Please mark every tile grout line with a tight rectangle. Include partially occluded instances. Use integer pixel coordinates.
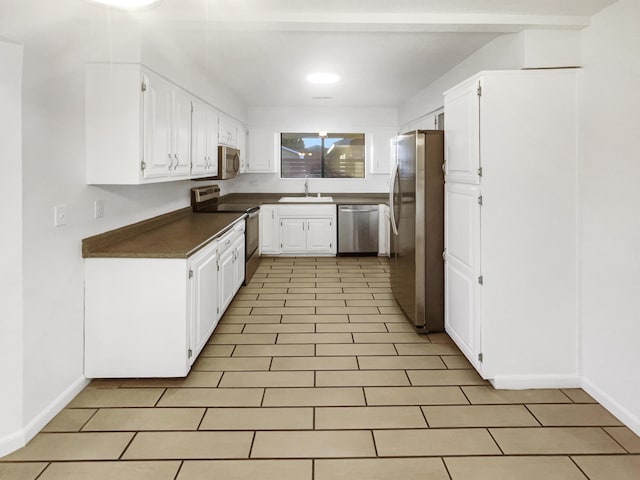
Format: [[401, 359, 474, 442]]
[[117, 431, 138, 460], [599, 426, 632, 454], [485, 428, 505, 455], [440, 457, 455, 480], [33, 462, 52, 480], [195, 407, 208, 431], [523, 403, 544, 427], [77, 407, 101, 432], [172, 460, 184, 480]]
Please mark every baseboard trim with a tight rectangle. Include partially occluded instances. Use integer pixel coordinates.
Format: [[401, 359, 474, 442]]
[[490, 374, 581, 390], [582, 377, 640, 437], [0, 375, 88, 458], [0, 429, 26, 459]]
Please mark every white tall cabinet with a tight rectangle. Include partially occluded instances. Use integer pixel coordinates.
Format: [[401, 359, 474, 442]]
[[444, 70, 579, 388]]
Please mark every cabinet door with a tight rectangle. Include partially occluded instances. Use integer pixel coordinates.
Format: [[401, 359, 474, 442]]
[[368, 128, 397, 175], [416, 114, 437, 131], [247, 129, 277, 173], [232, 235, 245, 291], [190, 244, 219, 363], [143, 74, 172, 179], [218, 114, 237, 147], [218, 246, 236, 315], [237, 124, 247, 173], [206, 108, 219, 175], [306, 218, 334, 254], [260, 205, 279, 254], [191, 101, 208, 176], [444, 80, 480, 184], [280, 218, 306, 254], [172, 90, 192, 177], [444, 183, 482, 372]]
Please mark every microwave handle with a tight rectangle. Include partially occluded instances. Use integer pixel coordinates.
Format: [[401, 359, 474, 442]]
[[233, 152, 240, 174]]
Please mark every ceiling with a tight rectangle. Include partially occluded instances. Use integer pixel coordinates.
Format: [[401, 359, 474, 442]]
[[1, 0, 618, 108]]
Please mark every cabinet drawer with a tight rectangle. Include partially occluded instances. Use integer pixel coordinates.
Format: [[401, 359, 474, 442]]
[[278, 204, 336, 217]]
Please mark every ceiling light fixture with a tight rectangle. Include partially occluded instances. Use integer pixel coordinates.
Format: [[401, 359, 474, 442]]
[[306, 72, 340, 85], [88, 0, 161, 10]]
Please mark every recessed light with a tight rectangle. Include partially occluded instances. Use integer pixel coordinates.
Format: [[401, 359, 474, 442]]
[[306, 72, 340, 84], [88, 0, 161, 10]]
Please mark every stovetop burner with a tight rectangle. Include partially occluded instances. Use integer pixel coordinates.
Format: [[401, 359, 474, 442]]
[[196, 203, 260, 213], [191, 185, 259, 214]]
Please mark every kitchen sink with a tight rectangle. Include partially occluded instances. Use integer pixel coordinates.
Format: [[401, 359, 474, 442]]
[[279, 196, 334, 203]]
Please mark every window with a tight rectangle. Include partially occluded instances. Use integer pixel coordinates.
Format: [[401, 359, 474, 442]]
[[280, 132, 365, 178]]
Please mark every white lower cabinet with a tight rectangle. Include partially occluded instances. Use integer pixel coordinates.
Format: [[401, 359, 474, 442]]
[[259, 205, 279, 254], [218, 241, 236, 315], [189, 241, 220, 364], [306, 218, 334, 254], [277, 205, 336, 256], [84, 221, 246, 378], [444, 183, 481, 372], [280, 218, 307, 254], [218, 223, 246, 314]]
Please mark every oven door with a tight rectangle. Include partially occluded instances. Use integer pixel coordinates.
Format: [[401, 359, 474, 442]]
[[245, 209, 259, 258]]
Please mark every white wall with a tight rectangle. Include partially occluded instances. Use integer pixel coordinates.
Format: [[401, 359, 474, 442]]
[[0, 40, 24, 456], [399, 30, 581, 127], [231, 106, 398, 194], [399, 33, 524, 125], [1, 2, 248, 454], [578, 0, 640, 435]]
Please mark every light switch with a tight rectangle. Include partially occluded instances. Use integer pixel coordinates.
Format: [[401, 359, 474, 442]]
[[54, 205, 67, 227], [94, 200, 105, 219]]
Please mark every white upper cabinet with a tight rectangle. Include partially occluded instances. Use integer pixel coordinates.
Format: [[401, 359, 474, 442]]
[[444, 80, 481, 184], [218, 113, 238, 147], [142, 73, 191, 180], [368, 127, 398, 175], [171, 89, 193, 178], [247, 128, 279, 173], [192, 101, 219, 177], [141, 73, 173, 180], [237, 123, 248, 173], [85, 63, 246, 185]]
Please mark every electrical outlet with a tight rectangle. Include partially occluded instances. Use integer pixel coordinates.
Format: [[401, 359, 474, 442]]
[[94, 200, 105, 219], [54, 205, 67, 227]]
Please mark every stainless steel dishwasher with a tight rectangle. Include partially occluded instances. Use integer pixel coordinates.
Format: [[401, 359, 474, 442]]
[[338, 205, 379, 254]]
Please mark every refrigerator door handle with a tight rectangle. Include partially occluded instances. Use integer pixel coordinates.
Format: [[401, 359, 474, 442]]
[[389, 163, 400, 236]]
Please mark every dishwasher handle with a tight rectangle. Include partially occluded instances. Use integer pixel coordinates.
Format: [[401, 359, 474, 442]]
[[339, 207, 378, 214]]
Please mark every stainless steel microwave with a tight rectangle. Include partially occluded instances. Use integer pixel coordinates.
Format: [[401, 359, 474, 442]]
[[217, 146, 240, 180]]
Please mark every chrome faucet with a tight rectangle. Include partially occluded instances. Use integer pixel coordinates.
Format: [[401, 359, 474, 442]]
[[304, 175, 309, 197]]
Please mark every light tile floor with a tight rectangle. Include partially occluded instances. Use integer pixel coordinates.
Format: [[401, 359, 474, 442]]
[[2, 257, 639, 479]]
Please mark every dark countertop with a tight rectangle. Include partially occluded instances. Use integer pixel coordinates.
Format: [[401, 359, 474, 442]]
[[83, 209, 245, 259], [219, 193, 389, 206], [82, 192, 387, 260]]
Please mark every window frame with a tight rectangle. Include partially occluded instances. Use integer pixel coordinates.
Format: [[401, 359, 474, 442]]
[[278, 132, 367, 180]]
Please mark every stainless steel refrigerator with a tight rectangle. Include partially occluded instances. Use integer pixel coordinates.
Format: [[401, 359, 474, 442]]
[[389, 130, 444, 331]]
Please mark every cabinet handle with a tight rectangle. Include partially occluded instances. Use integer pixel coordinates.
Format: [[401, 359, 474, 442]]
[[168, 153, 173, 170], [173, 154, 179, 170]]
